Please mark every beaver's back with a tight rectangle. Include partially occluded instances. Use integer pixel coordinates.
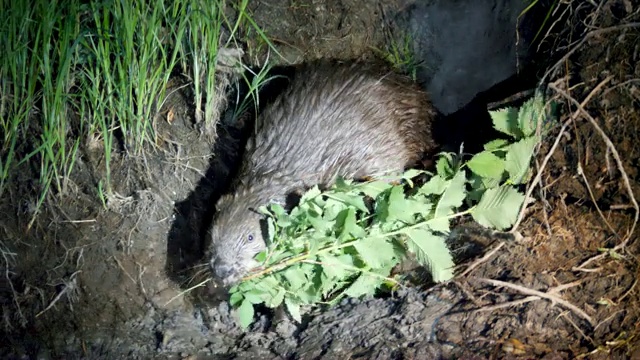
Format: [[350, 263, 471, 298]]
[[237, 60, 438, 192]]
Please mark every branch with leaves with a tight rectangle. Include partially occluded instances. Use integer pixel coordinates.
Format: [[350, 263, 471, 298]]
[[229, 89, 557, 329]]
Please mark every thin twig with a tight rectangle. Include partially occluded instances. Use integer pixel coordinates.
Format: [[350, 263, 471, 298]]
[[112, 256, 137, 285], [458, 241, 506, 278], [537, 166, 553, 236], [473, 280, 584, 314], [36, 270, 82, 318], [475, 277, 594, 326], [577, 163, 620, 239], [601, 78, 640, 97], [164, 278, 211, 306], [474, 295, 541, 313], [593, 309, 626, 333], [617, 278, 638, 303], [453, 281, 483, 307], [1, 246, 25, 326], [558, 311, 595, 345]]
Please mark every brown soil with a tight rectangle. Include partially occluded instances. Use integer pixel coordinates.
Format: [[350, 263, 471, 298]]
[[2, 1, 640, 359]]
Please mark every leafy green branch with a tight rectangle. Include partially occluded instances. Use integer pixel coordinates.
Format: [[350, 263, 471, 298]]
[[229, 89, 557, 329]]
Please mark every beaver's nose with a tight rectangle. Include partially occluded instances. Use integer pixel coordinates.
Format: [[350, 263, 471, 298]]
[[213, 262, 235, 282]]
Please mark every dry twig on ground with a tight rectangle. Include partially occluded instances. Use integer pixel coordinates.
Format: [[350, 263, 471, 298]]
[[474, 277, 594, 326], [458, 241, 506, 278]]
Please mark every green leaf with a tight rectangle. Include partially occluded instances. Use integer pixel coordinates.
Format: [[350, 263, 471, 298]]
[[255, 250, 267, 263], [483, 138, 509, 151], [434, 170, 466, 219], [400, 168, 427, 186], [308, 210, 331, 233], [330, 192, 369, 213], [285, 297, 302, 323], [265, 217, 276, 245], [353, 237, 396, 268], [359, 180, 393, 198], [229, 292, 243, 307], [264, 287, 286, 308], [402, 168, 427, 180], [300, 185, 322, 203], [467, 151, 505, 179], [270, 203, 287, 218], [470, 172, 501, 190], [343, 273, 382, 298], [272, 250, 299, 265], [254, 275, 281, 292], [419, 174, 449, 196], [490, 107, 521, 138], [238, 299, 255, 329], [505, 136, 538, 184], [472, 186, 526, 230], [307, 237, 321, 257], [297, 283, 323, 304], [243, 289, 264, 304], [257, 205, 271, 216], [386, 186, 418, 223], [517, 92, 544, 137], [282, 265, 307, 290], [336, 208, 366, 240], [436, 154, 456, 178], [320, 254, 354, 279], [320, 278, 340, 298], [318, 208, 338, 226], [324, 197, 350, 221], [426, 216, 451, 234], [405, 228, 454, 282], [334, 177, 355, 191], [467, 174, 500, 203]]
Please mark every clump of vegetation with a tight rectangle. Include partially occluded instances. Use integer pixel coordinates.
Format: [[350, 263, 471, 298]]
[[1, 1, 83, 220], [0, 0, 272, 223], [229, 90, 557, 329], [374, 30, 420, 81]]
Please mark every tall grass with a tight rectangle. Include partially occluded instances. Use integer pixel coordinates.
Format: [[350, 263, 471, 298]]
[[0, 0, 276, 223], [84, 0, 188, 156], [185, 0, 227, 137], [37, 0, 83, 211], [376, 31, 420, 81], [82, 0, 189, 198], [0, 1, 40, 197], [185, 0, 278, 137], [519, 0, 560, 47], [1, 0, 82, 221]]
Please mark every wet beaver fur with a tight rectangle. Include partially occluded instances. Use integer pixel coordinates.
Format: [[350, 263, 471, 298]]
[[208, 60, 439, 286]]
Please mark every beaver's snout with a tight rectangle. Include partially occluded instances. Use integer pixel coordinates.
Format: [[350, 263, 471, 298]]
[[212, 261, 242, 286]]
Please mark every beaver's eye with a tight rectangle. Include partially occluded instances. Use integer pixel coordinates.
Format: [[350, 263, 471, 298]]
[[247, 234, 254, 242]]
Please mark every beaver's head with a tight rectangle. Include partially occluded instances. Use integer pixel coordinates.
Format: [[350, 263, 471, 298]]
[[208, 191, 269, 286]]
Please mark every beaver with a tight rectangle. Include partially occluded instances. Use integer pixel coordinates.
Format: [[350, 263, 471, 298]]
[[208, 60, 439, 286]]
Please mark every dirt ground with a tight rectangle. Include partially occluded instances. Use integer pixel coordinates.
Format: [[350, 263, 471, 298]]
[[2, 0, 640, 359]]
